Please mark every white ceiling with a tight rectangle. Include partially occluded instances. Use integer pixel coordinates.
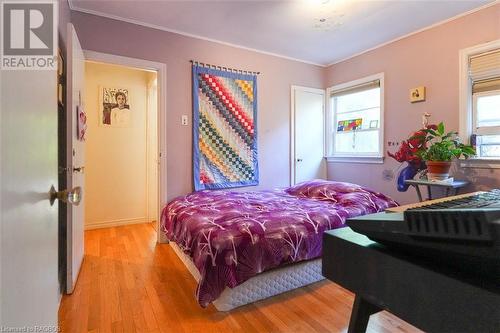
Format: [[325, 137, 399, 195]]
[[69, 0, 495, 66]]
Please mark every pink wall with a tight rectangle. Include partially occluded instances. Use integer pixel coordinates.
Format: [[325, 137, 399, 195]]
[[71, 12, 324, 201], [325, 4, 500, 204]]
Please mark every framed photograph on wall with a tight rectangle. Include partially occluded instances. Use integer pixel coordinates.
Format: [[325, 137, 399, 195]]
[[99, 86, 131, 127]]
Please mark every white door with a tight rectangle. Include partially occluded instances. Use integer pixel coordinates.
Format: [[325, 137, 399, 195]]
[[292, 86, 326, 184], [0, 52, 59, 325], [66, 23, 85, 294]]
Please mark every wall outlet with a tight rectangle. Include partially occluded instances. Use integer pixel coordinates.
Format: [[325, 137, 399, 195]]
[[382, 169, 395, 181], [410, 86, 426, 103], [181, 115, 188, 126]]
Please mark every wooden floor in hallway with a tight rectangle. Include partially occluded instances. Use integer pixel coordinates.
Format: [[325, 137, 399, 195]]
[[58, 222, 421, 333]]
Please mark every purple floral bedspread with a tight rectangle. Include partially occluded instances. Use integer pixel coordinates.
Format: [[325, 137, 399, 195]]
[[161, 180, 397, 307]]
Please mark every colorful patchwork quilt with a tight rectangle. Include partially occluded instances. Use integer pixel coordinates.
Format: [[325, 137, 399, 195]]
[[192, 65, 258, 190]]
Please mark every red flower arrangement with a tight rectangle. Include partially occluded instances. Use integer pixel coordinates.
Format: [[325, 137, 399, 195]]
[[388, 124, 438, 166], [388, 124, 438, 192]]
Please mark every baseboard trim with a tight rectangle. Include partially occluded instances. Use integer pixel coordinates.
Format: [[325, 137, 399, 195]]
[[85, 217, 152, 230]]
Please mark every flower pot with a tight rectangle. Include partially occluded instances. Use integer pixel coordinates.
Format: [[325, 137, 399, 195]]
[[426, 161, 452, 180]]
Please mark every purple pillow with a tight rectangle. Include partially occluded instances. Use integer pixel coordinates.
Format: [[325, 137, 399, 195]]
[[285, 179, 361, 199], [285, 179, 398, 208]]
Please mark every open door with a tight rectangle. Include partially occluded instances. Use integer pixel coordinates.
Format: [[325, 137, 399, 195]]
[[1, 43, 60, 328], [291, 86, 326, 185], [66, 23, 86, 294]]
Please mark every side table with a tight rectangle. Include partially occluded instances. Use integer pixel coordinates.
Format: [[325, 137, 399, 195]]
[[404, 179, 469, 202]]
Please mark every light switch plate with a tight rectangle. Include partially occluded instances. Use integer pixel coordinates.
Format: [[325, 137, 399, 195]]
[[181, 115, 188, 126], [410, 86, 426, 103]]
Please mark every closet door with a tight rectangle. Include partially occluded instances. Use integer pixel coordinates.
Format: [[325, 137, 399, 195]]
[[291, 86, 326, 185]]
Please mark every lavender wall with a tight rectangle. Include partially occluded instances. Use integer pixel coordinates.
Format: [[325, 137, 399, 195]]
[[71, 12, 324, 201], [325, 4, 500, 204], [70, 4, 499, 205]]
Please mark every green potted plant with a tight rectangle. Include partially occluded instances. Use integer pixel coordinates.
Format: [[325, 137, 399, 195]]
[[413, 122, 475, 180]]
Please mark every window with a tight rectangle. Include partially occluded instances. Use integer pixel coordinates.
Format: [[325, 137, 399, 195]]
[[468, 48, 500, 159], [326, 73, 384, 161]]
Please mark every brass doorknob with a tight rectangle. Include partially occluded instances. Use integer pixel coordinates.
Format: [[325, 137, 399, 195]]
[[49, 185, 82, 206]]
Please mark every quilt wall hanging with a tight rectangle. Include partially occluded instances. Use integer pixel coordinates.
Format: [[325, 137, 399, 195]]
[[192, 62, 259, 190]]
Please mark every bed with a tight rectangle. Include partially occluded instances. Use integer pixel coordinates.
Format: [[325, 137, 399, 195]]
[[161, 180, 398, 310]]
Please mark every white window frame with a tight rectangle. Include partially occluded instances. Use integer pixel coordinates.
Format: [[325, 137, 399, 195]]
[[326, 72, 384, 163], [459, 39, 500, 168], [473, 89, 500, 136]]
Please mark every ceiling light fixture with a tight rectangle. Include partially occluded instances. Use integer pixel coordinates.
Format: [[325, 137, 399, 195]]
[[314, 16, 344, 32]]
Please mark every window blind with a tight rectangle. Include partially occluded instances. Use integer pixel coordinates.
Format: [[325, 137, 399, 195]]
[[331, 80, 380, 97], [473, 78, 500, 94], [469, 49, 500, 89]]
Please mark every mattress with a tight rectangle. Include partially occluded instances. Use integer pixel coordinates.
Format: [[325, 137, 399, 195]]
[[170, 242, 324, 311]]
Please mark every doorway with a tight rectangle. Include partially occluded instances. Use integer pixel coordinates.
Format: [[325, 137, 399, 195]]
[[83, 61, 159, 232], [82, 51, 167, 245], [60, 28, 168, 297], [290, 86, 326, 185]]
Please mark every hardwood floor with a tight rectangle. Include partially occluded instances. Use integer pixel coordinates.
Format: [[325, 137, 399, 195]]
[[59, 223, 421, 333]]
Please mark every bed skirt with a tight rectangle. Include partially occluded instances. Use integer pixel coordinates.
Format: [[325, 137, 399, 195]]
[[170, 242, 324, 311]]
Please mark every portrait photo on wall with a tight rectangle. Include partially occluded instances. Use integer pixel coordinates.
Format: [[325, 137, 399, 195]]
[[100, 87, 131, 127]]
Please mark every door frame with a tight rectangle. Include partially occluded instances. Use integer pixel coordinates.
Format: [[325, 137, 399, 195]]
[[83, 50, 168, 243], [290, 85, 326, 186]]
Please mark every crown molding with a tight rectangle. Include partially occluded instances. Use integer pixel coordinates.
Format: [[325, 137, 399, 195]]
[[68, 0, 326, 67]]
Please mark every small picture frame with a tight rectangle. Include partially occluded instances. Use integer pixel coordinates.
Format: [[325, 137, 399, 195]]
[[99, 86, 131, 127], [77, 105, 87, 141], [369, 120, 379, 129]]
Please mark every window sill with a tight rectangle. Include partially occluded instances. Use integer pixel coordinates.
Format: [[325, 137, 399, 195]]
[[459, 158, 500, 169], [326, 156, 384, 164]]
